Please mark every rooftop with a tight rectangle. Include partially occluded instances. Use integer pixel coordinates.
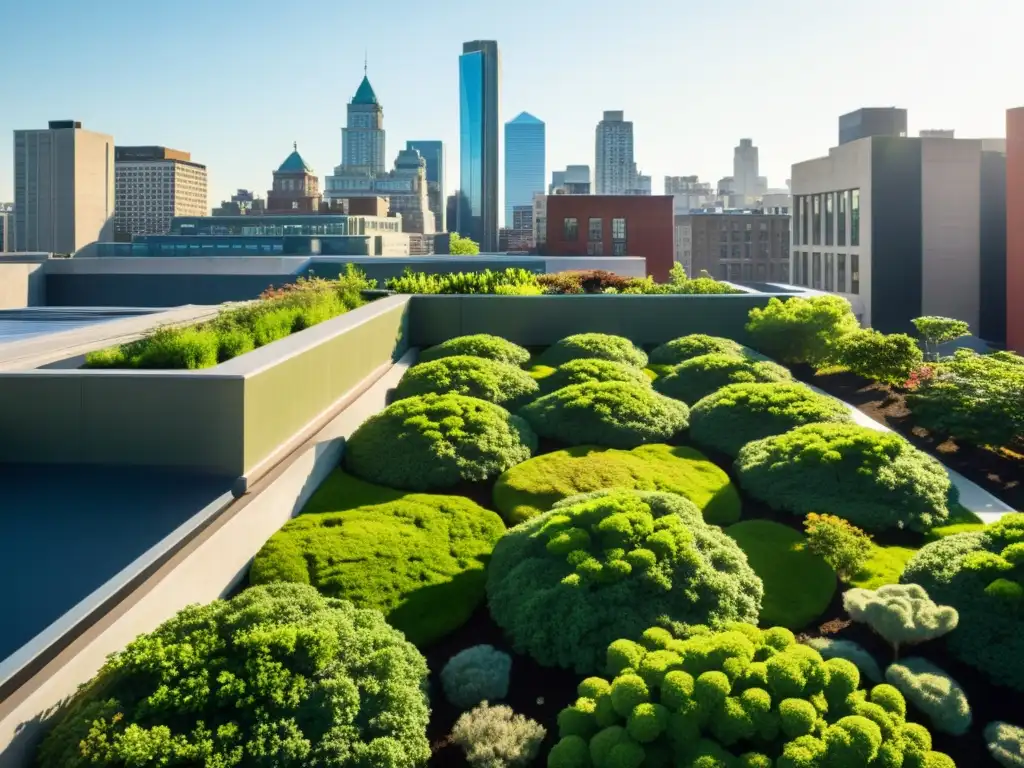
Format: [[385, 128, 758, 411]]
[[351, 75, 379, 106], [276, 144, 313, 174]]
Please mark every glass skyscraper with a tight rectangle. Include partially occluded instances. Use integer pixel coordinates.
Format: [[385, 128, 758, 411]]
[[458, 40, 500, 252], [504, 112, 545, 228]]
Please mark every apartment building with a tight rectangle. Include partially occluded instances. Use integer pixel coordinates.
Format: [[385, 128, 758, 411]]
[[114, 146, 207, 238], [675, 211, 790, 282]]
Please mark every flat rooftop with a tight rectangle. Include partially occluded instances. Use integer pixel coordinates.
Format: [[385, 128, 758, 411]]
[[0, 308, 155, 345]]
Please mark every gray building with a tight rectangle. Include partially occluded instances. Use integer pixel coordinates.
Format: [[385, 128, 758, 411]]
[[595, 111, 637, 195], [675, 210, 790, 283], [504, 112, 545, 226], [458, 40, 500, 252], [0, 203, 12, 252], [342, 71, 386, 174], [733, 139, 767, 206], [115, 146, 207, 238], [550, 165, 590, 195], [838, 107, 908, 146], [212, 189, 266, 217], [406, 140, 445, 232]]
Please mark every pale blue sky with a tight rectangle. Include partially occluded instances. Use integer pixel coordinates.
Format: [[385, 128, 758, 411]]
[[0, 0, 1019, 207]]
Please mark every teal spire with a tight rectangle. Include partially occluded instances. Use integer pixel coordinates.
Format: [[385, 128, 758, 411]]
[[277, 142, 313, 173], [352, 75, 379, 106]]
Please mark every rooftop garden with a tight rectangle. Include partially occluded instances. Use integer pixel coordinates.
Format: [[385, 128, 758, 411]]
[[35, 292, 1024, 768]]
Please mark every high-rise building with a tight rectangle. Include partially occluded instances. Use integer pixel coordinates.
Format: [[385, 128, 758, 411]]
[[504, 112, 545, 227], [595, 111, 637, 195], [0, 203, 12, 252], [342, 68, 385, 174], [13, 120, 114, 253], [838, 107, 907, 146], [458, 40, 500, 252], [733, 139, 761, 205], [267, 144, 322, 213], [665, 176, 713, 213], [406, 140, 445, 231], [114, 146, 207, 238]]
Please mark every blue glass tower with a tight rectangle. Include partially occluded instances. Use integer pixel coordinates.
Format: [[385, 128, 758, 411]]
[[458, 40, 500, 252], [504, 112, 545, 227], [406, 140, 445, 231]]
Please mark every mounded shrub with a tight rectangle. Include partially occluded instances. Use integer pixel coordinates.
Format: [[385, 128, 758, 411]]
[[649, 334, 748, 366], [745, 294, 860, 367], [735, 423, 954, 533], [803, 513, 875, 582], [901, 513, 1024, 690], [689, 382, 853, 456], [885, 657, 972, 736], [843, 584, 959, 657], [486, 490, 763, 673], [345, 393, 537, 490], [492, 444, 741, 526], [538, 358, 652, 394], [654, 353, 793, 405], [419, 334, 531, 367], [802, 637, 883, 683], [393, 355, 539, 408], [442, 645, 513, 710], [451, 703, 546, 768], [986, 721, 1024, 767], [519, 381, 689, 449], [35, 583, 430, 768], [538, 333, 648, 369]]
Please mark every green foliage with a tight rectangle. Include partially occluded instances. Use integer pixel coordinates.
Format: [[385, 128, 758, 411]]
[[848, 546, 918, 590], [843, 584, 958, 657], [901, 513, 1024, 690], [912, 316, 970, 362], [442, 645, 513, 710], [387, 267, 539, 294], [519, 381, 690, 449], [649, 334, 748, 366], [451, 703, 546, 768], [487, 490, 763, 674], [539, 358, 652, 394], [745, 295, 860, 367], [450, 232, 482, 255], [344, 393, 536, 490], [839, 329, 924, 386], [654, 354, 793, 405], [35, 583, 429, 768], [802, 638, 883, 683], [420, 333, 531, 366], [492, 443, 741, 525], [539, 333, 649, 368], [690, 383, 852, 457], [249, 489, 504, 646], [394, 355, 539, 407], [735, 423, 954, 533], [614, 264, 742, 295], [986, 721, 1024, 767], [885, 657, 972, 736], [803, 513, 874, 582], [536, 269, 633, 294], [726, 520, 837, 630]]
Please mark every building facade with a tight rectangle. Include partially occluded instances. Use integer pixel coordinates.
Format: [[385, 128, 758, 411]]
[[267, 145, 322, 213], [499, 203, 534, 252], [0, 203, 12, 252], [342, 73, 385, 174], [550, 165, 590, 195], [458, 40, 500, 252], [732, 139, 767, 206], [13, 120, 114, 253], [675, 211, 790, 283], [212, 189, 266, 217], [1007, 107, 1024, 352], [114, 146, 207, 238], [665, 176, 713, 213], [595, 111, 637, 195], [406, 140, 445, 232], [325, 148, 434, 234], [504, 112, 545, 227], [838, 107, 907, 146]]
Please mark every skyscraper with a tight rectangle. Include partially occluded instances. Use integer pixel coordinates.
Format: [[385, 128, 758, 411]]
[[342, 67, 385, 174], [504, 112, 545, 226], [595, 111, 637, 195], [458, 40, 500, 252], [733, 139, 760, 205], [407, 140, 445, 231]]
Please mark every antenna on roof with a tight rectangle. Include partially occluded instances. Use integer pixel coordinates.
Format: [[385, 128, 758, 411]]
[[293, 141, 297, 152], [364, 50, 368, 76]]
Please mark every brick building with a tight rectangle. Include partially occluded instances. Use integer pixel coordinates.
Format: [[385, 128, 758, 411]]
[[675, 211, 790, 282]]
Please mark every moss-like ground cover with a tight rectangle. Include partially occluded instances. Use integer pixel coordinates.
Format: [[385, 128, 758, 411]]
[[848, 545, 918, 590]]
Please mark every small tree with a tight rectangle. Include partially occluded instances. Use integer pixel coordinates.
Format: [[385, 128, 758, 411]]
[[450, 232, 482, 255], [745, 295, 860, 368], [843, 583, 959, 659], [839, 329, 924, 386], [912, 316, 970, 362], [803, 513, 874, 581]]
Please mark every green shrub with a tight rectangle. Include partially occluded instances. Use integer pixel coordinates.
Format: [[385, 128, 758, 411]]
[[549, 624, 952, 768], [726, 520, 836, 630], [539, 358, 652, 394], [35, 583, 429, 768], [654, 354, 793, 405], [386, 267, 538, 294], [803, 513, 875, 582], [901, 513, 1024, 690], [986, 721, 1024, 767], [885, 657, 972, 736], [538, 333, 648, 368], [487, 490, 763, 673], [802, 637, 883, 683], [492, 444, 741, 526], [419, 334, 531, 366], [689, 382, 852, 456], [519, 381, 689, 449], [735, 423, 954, 533], [840, 329, 924, 386], [746, 294, 860, 367], [442, 645, 513, 709], [537, 269, 632, 294], [344, 393, 536, 490], [912, 316, 970, 362], [451, 703, 546, 768], [649, 334, 748, 366], [216, 327, 256, 361], [394, 355, 539, 407], [848, 545, 918, 590], [843, 584, 958, 657]]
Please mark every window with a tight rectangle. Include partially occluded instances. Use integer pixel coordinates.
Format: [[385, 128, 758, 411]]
[[719, 226, 728, 242], [587, 242, 604, 256], [851, 189, 860, 246], [731, 244, 741, 258], [812, 195, 821, 245], [801, 252, 809, 287], [612, 217, 626, 240], [824, 253, 834, 291], [588, 217, 602, 241], [744, 243, 752, 259], [613, 242, 627, 256], [719, 245, 728, 260], [851, 253, 860, 294], [838, 192, 847, 246], [812, 252, 821, 289], [837, 253, 846, 292], [563, 217, 578, 240], [825, 193, 834, 246], [742, 263, 752, 280], [793, 196, 802, 245]]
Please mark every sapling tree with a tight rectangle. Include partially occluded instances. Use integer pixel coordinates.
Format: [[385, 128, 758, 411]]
[[803, 513, 874, 582], [912, 316, 970, 362], [843, 583, 959, 659]]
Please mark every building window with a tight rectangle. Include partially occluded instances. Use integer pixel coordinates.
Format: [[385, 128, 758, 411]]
[[742, 263, 752, 280], [731, 244, 741, 258], [801, 197, 810, 246], [851, 253, 860, 294], [613, 242, 627, 256], [812, 252, 821, 289], [587, 242, 604, 256], [838, 192, 847, 246], [793, 196, 802, 245], [837, 253, 846, 292], [744, 243, 752, 260], [719, 245, 728, 260], [719, 226, 728, 242], [812, 195, 821, 245], [563, 217, 578, 241], [588, 217, 602, 241], [851, 189, 860, 246], [825, 193, 834, 246], [612, 217, 626, 240], [824, 253, 834, 291], [801, 252, 809, 287]]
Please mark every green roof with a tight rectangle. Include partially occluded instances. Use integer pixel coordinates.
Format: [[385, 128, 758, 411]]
[[352, 75, 379, 106], [277, 146, 312, 174]]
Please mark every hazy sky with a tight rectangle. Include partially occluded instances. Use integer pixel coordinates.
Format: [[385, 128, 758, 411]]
[[0, 0, 1020, 209]]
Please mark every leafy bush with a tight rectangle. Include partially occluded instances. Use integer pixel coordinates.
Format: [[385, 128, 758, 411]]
[[419, 333, 531, 366], [344, 393, 536, 490], [901, 513, 1024, 690], [249, 491, 503, 646], [615, 263, 742, 295], [803, 513, 874, 582], [843, 584, 958, 658], [486, 490, 763, 673], [394, 355, 539, 408], [519, 381, 689, 449], [649, 334, 748, 366], [912, 316, 970, 362], [986, 721, 1024, 767], [537, 269, 632, 294], [450, 232, 482, 255], [386, 267, 538, 294], [735, 423, 954, 533], [492, 443, 741, 526], [802, 637, 883, 683], [654, 353, 793, 405], [538, 358, 651, 394], [451, 703, 546, 768], [538, 333, 648, 368], [442, 645, 513, 709], [885, 657, 972, 736], [550, 623, 952, 768], [35, 583, 429, 768], [689, 382, 852, 456], [746, 294, 860, 367], [839, 329, 924, 386]]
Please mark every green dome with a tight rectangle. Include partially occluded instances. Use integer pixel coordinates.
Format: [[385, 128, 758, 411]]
[[277, 145, 312, 174]]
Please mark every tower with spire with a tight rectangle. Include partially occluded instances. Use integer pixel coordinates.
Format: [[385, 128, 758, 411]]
[[267, 142, 322, 213], [341, 61, 385, 175]]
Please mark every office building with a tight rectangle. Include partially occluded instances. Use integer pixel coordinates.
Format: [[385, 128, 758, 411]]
[[550, 165, 590, 195], [533, 192, 547, 248], [0, 203, 12, 252], [114, 146, 207, 238], [838, 107, 907, 145], [504, 112, 545, 226], [632, 174, 652, 196], [458, 40, 500, 252], [759, 191, 792, 215], [920, 129, 956, 139], [499, 203, 535, 252], [595, 111, 637, 195], [665, 176, 713, 213], [13, 120, 114, 253], [326, 148, 434, 234], [675, 211, 790, 283], [267, 144, 322, 213], [406, 140, 445, 232], [1007, 108, 1024, 352], [212, 189, 266, 217], [733, 139, 766, 205], [342, 69, 385, 174]]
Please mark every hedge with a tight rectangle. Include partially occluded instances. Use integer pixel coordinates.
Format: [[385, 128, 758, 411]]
[[538, 333, 648, 368], [537, 358, 652, 394], [393, 355, 539, 408], [419, 334, 531, 367], [653, 353, 793, 405], [649, 334, 748, 366]]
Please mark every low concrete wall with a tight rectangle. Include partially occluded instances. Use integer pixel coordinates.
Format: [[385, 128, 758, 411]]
[[0, 260, 46, 308]]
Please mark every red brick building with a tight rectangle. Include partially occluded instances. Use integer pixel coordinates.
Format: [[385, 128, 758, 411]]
[[1008, 107, 1024, 351], [543, 195, 675, 280]]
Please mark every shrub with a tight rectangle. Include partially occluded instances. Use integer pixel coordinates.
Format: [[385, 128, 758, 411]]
[[487, 490, 763, 673], [746, 294, 860, 367], [419, 333, 531, 366], [538, 358, 651, 394], [839, 329, 924, 386], [848, 545, 918, 590], [654, 354, 793, 405], [537, 269, 632, 294], [88, 325, 220, 369], [519, 381, 689, 449], [649, 334, 748, 366], [538, 333, 648, 368], [35, 583, 429, 768], [451, 703, 546, 768], [549, 624, 952, 768], [986, 722, 1024, 767], [901, 513, 1024, 690], [386, 267, 538, 294], [802, 637, 883, 683], [442, 645, 513, 709], [492, 443, 741, 526], [689, 382, 852, 457], [843, 584, 958, 657], [344, 393, 536, 490], [803, 513, 874, 582], [912, 316, 970, 362], [394, 355, 539, 408], [735, 423, 954, 533], [450, 232, 482, 255], [216, 326, 256, 361], [885, 657, 972, 736]]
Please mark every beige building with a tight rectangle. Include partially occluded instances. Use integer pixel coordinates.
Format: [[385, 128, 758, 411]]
[[0, 204, 12, 252], [114, 146, 207, 238], [325, 149, 435, 234], [13, 120, 114, 254]]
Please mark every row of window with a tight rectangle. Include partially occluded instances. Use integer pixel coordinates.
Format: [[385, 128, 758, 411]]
[[792, 251, 860, 294], [716, 243, 788, 259], [793, 190, 860, 247], [562, 216, 627, 242], [719, 261, 790, 282]]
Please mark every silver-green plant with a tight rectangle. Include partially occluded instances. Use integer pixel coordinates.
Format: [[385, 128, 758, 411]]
[[441, 645, 513, 710], [986, 722, 1024, 767], [450, 702, 546, 768], [802, 636, 883, 683], [886, 657, 972, 736], [843, 583, 958, 658]]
